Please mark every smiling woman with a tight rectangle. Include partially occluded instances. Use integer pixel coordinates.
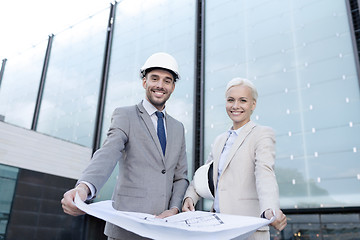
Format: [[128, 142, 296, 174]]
[[225, 78, 257, 130], [183, 78, 287, 239]]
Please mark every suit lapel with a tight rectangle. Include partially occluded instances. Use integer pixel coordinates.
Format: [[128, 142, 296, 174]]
[[164, 113, 173, 160], [221, 121, 257, 173], [213, 133, 229, 183], [137, 102, 165, 162]]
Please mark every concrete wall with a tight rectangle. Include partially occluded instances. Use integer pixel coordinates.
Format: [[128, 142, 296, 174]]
[[0, 121, 92, 180]]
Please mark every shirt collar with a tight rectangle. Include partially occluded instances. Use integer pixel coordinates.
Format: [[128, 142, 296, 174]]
[[228, 122, 249, 136], [142, 98, 166, 116]]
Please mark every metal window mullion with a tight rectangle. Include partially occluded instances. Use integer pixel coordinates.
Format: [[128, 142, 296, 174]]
[[31, 34, 54, 130], [92, 2, 117, 154], [192, 0, 205, 210], [0, 58, 7, 87], [346, 0, 360, 88]]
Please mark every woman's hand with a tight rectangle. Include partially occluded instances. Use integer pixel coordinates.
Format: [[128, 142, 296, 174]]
[[182, 197, 195, 212], [265, 209, 287, 231]]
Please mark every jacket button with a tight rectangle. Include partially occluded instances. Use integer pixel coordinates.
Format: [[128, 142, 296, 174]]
[[161, 169, 166, 174]]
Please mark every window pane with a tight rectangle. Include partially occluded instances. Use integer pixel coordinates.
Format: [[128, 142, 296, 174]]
[[95, 0, 196, 201], [36, 8, 110, 147], [205, 0, 360, 208], [0, 41, 48, 129], [0, 164, 18, 239]]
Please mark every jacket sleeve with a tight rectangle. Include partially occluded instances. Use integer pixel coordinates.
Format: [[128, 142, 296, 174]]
[[77, 107, 129, 196], [254, 126, 280, 213], [183, 141, 216, 207]]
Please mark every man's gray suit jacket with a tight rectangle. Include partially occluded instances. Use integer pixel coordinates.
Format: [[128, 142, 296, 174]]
[[78, 102, 189, 239]]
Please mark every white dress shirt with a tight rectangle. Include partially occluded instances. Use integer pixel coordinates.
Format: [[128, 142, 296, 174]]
[[142, 98, 167, 136], [213, 124, 246, 212]]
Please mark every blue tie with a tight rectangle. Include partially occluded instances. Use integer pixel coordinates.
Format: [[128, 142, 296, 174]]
[[155, 111, 166, 155]]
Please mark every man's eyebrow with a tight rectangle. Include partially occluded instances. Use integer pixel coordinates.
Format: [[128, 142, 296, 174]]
[[149, 73, 159, 78]]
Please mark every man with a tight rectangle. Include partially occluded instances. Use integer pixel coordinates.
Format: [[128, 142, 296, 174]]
[[61, 52, 189, 240]]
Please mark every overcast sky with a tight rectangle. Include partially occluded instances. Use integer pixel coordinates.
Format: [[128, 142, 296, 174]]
[[0, 0, 111, 60]]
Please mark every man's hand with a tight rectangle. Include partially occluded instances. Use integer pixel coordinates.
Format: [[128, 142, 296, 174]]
[[61, 183, 89, 216], [156, 207, 178, 219], [182, 197, 195, 212], [265, 209, 287, 231]]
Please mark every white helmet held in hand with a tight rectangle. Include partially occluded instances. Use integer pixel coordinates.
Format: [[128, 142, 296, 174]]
[[193, 161, 215, 200], [140, 52, 180, 80]]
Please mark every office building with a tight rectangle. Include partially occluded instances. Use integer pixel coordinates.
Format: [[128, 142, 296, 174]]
[[0, 0, 359, 239]]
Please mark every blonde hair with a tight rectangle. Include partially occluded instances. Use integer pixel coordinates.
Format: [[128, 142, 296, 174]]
[[225, 77, 258, 101]]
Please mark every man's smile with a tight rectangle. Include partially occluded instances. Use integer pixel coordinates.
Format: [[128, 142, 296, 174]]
[[152, 89, 166, 97]]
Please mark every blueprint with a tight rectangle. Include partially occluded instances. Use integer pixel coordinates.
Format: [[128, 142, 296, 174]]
[[74, 193, 274, 240]]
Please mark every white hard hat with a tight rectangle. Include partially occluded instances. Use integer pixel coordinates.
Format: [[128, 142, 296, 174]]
[[193, 161, 215, 200], [140, 52, 180, 80]]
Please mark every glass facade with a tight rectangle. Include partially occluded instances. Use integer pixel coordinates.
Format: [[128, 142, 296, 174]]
[[0, 40, 48, 129], [35, 7, 110, 147], [205, 0, 360, 209], [0, 1, 359, 238], [0, 164, 18, 239], [95, 0, 196, 201]]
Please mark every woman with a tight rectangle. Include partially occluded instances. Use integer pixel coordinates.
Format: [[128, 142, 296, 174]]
[[182, 77, 287, 239]]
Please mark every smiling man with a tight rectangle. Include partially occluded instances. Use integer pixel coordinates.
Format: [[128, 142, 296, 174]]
[[61, 52, 189, 240], [143, 68, 175, 110]]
